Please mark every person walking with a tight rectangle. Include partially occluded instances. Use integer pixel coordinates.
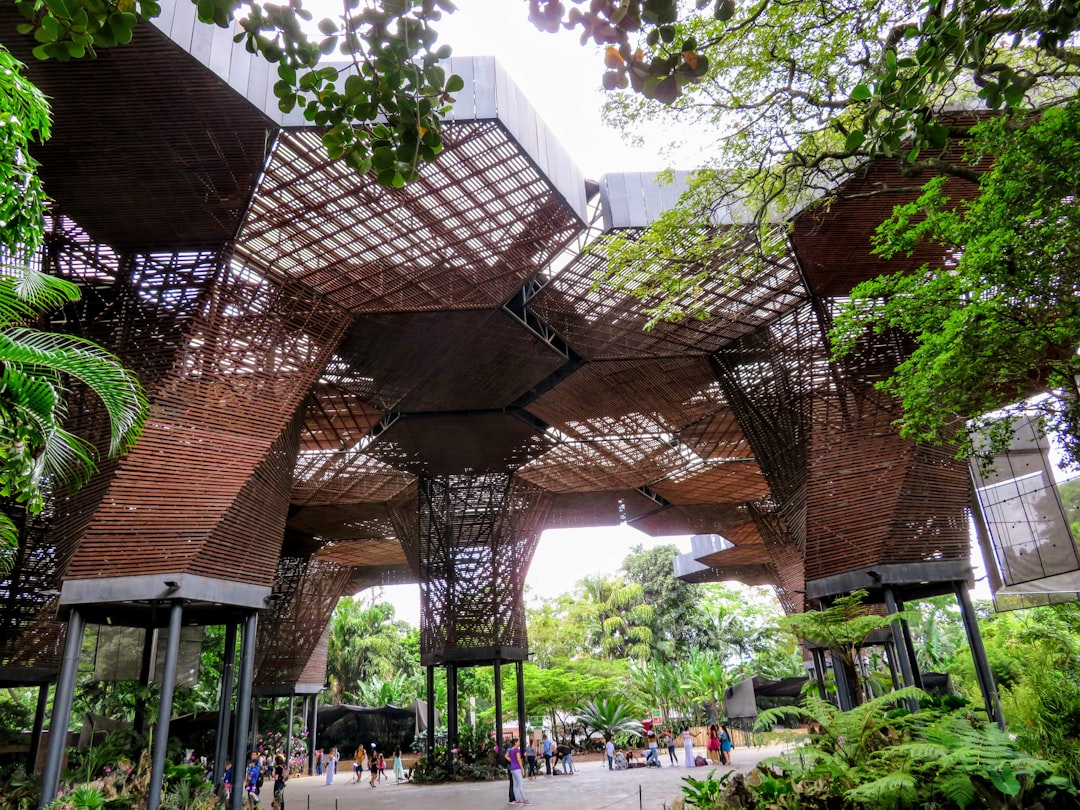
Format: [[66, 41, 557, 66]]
[[706, 725, 720, 764], [605, 737, 615, 771], [665, 730, 678, 765], [244, 752, 261, 810], [368, 744, 379, 787], [378, 751, 387, 782], [542, 733, 553, 776], [682, 728, 695, 768], [508, 737, 528, 806], [324, 748, 337, 785]]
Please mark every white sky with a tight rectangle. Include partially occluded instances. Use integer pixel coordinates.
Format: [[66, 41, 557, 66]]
[[430, 0, 686, 177]]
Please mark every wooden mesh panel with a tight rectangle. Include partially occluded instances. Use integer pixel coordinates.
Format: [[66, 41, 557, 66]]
[[532, 226, 805, 360], [334, 310, 565, 413], [517, 437, 687, 491], [235, 125, 583, 313], [402, 475, 551, 658], [527, 357, 725, 436], [255, 556, 353, 690], [651, 460, 769, 504], [293, 451, 415, 507], [64, 251, 350, 584]]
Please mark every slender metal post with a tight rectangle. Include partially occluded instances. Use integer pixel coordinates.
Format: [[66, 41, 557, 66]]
[[214, 622, 238, 793], [515, 660, 526, 747], [250, 696, 260, 752], [883, 585, 919, 712], [133, 625, 156, 736], [895, 596, 924, 689], [883, 641, 901, 691], [831, 650, 855, 711], [27, 682, 50, 773], [286, 695, 295, 767], [309, 692, 319, 776], [954, 581, 1005, 729], [425, 666, 435, 753], [147, 601, 184, 810], [446, 663, 458, 770], [493, 660, 504, 750], [40, 607, 85, 807], [230, 611, 258, 810], [810, 648, 828, 700]]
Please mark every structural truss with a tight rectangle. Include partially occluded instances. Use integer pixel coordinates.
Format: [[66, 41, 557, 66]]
[[0, 0, 990, 690]]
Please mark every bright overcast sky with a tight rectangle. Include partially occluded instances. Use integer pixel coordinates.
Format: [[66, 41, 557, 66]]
[[429, 0, 690, 178]]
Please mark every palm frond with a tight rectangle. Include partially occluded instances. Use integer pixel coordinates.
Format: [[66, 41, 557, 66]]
[[0, 327, 147, 455]]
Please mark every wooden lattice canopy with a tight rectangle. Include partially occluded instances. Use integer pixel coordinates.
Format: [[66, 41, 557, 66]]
[[0, 0, 977, 689]]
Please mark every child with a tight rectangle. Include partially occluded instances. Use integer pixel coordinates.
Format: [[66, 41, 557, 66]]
[[377, 751, 386, 782]]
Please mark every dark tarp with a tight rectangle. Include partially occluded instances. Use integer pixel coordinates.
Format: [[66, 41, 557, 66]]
[[318, 701, 431, 754]]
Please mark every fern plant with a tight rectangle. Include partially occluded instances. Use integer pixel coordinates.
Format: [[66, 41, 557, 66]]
[[714, 694, 1080, 810]]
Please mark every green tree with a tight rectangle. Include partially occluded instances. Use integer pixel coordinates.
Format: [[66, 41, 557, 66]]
[[12, 0, 459, 188], [780, 590, 915, 706], [326, 593, 416, 704], [580, 575, 655, 660], [621, 543, 699, 659], [833, 103, 1080, 468], [574, 696, 643, 744]]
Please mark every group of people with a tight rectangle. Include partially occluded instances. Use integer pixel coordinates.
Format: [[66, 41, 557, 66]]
[[599, 725, 734, 771], [221, 751, 288, 810], [705, 724, 734, 766], [314, 745, 406, 786], [503, 732, 575, 806], [523, 731, 574, 778]]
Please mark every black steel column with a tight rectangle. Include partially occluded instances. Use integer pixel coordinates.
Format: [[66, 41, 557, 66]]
[[831, 650, 855, 711], [883, 585, 918, 711], [446, 663, 458, 770], [214, 622, 238, 793], [147, 601, 184, 810], [307, 695, 317, 776], [133, 625, 156, 736], [230, 611, 258, 810], [883, 641, 901, 691], [26, 682, 50, 773], [895, 597, 925, 689], [286, 695, 295, 768], [515, 660, 526, 747], [493, 660, 504, 751], [40, 607, 85, 807], [954, 581, 1005, 729], [810, 648, 828, 700], [425, 666, 436, 753]]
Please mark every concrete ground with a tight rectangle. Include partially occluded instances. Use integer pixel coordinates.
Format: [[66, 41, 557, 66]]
[[278, 745, 795, 810]]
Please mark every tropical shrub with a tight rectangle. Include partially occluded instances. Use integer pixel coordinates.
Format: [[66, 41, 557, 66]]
[[678, 689, 1079, 809]]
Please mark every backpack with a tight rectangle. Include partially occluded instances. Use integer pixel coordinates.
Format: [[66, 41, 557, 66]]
[[255, 768, 264, 788]]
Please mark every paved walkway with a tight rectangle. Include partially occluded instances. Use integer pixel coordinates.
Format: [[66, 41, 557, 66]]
[[279, 745, 794, 810]]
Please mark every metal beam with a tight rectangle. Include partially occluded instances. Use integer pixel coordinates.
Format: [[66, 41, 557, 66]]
[[147, 601, 184, 810], [40, 607, 84, 807]]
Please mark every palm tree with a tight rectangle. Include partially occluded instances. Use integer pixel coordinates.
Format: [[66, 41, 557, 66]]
[[575, 697, 643, 744], [326, 595, 416, 703], [1, 48, 147, 572], [580, 575, 654, 660]]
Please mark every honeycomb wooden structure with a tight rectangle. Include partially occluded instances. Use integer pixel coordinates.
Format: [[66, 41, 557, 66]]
[[0, 1, 986, 700]]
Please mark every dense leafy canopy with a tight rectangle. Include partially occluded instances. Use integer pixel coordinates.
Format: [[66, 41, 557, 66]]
[[833, 102, 1080, 466]]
